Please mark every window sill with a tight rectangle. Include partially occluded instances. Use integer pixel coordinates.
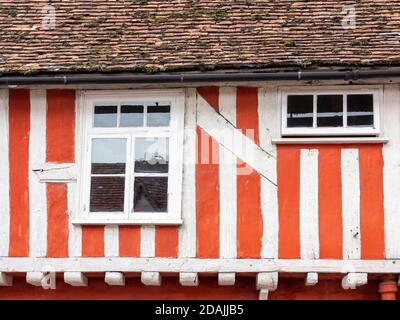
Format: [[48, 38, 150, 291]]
[[71, 219, 183, 226], [271, 137, 389, 145]]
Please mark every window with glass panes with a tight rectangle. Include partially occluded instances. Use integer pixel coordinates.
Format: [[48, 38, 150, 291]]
[[78, 91, 184, 224], [281, 87, 381, 136]]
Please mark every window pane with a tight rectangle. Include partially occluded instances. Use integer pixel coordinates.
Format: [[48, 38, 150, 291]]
[[94, 105, 117, 127], [287, 95, 313, 127], [91, 138, 126, 174], [317, 95, 343, 127], [347, 95, 374, 127], [147, 104, 170, 127], [135, 137, 169, 173], [90, 176, 125, 212], [120, 104, 144, 127], [134, 177, 168, 212]]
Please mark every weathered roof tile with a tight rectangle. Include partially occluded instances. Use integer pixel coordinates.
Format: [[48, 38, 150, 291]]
[[0, 1, 400, 75]]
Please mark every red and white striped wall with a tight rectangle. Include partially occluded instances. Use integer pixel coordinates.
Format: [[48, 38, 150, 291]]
[[0, 85, 397, 268]]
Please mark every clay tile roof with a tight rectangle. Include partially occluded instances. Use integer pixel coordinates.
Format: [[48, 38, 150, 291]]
[[1, 0, 400, 75]]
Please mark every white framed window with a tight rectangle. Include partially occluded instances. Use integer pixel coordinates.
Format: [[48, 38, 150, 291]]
[[76, 90, 184, 225], [280, 86, 382, 136]]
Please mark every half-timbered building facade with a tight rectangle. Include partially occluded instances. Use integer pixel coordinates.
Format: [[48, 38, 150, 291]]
[[1, 1, 400, 300]]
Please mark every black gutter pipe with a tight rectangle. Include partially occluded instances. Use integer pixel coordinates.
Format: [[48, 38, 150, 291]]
[[1, 69, 400, 85]]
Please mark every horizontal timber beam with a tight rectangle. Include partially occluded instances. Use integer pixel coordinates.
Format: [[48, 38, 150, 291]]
[[0, 258, 399, 274]]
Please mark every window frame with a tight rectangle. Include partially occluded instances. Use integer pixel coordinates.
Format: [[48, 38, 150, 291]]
[[280, 86, 382, 137], [76, 90, 185, 225]]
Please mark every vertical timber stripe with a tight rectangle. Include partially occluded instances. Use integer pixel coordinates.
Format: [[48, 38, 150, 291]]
[[383, 84, 400, 259], [155, 227, 178, 257], [46, 183, 69, 257], [318, 146, 342, 259], [299, 149, 319, 259], [219, 87, 237, 259], [278, 145, 300, 259], [29, 89, 47, 257], [67, 183, 81, 257], [119, 226, 141, 257], [46, 90, 75, 163], [236, 87, 262, 258], [341, 149, 361, 260], [82, 226, 104, 257], [47, 89, 76, 258], [104, 226, 119, 257], [178, 88, 197, 258], [140, 226, 155, 257], [0, 90, 9, 257], [359, 145, 385, 259], [259, 85, 279, 259], [196, 87, 220, 258], [9, 89, 30, 257]]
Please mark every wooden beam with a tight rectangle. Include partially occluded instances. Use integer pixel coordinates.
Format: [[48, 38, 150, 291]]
[[218, 272, 235, 286], [342, 273, 368, 289], [1, 258, 400, 274], [31, 163, 77, 183], [180, 272, 199, 286], [197, 94, 276, 185], [141, 272, 161, 286], [0, 272, 12, 286], [256, 272, 278, 291], [256, 272, 278, 300], [305, 272, 319, 286], [105, 272, 125, 286], [259, 289, 269, 300], [26, 272, 44, 286], [64, 272, 88, 287]]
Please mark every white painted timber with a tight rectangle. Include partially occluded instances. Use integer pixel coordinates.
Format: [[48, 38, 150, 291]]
[[305, 272, 319, 286], [64, 272, 88, 286], [0, 89, 9, 257], [197, 93, 276, 185], [341, 149, 361, 260], [218, 272, 236, 286], [300, 149, 319, 260], [104, 225, 119, 257], [29, 90, 47, 257], [258, 86, 279, 258], [26, 272, 45, 286], [68, 91, 81, 257], [32, 163, 78, 183], [256, 272, 278, 291], [1, 258, 400, 273], [342, 273, 368, 290], [105, 272, 125, 286], [383, 84, 400, 259], [219, 87, 237, 259], [259, 289, 269, 300], [178, 88, 197, 258], [141, 272, 161, 286], [67, 183, 82, 257], [140, 226, 155, 257], [0, 272, 12, 286], [180, 272, 199, 286], [272, 137, 389, 145]]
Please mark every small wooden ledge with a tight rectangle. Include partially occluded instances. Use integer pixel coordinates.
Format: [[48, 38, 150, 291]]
[[64, 272, 88, 287], [342, 273, 368, 290], [141, 272, 161, 286], [105, 272, 125, 286], [272, 137, 389, 145], [0, 273, 12, 286], [179, 272, 199, 286], [218, 273, 236, 286], [26, 272, 44, 286], [305, 273, 319, 286]]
